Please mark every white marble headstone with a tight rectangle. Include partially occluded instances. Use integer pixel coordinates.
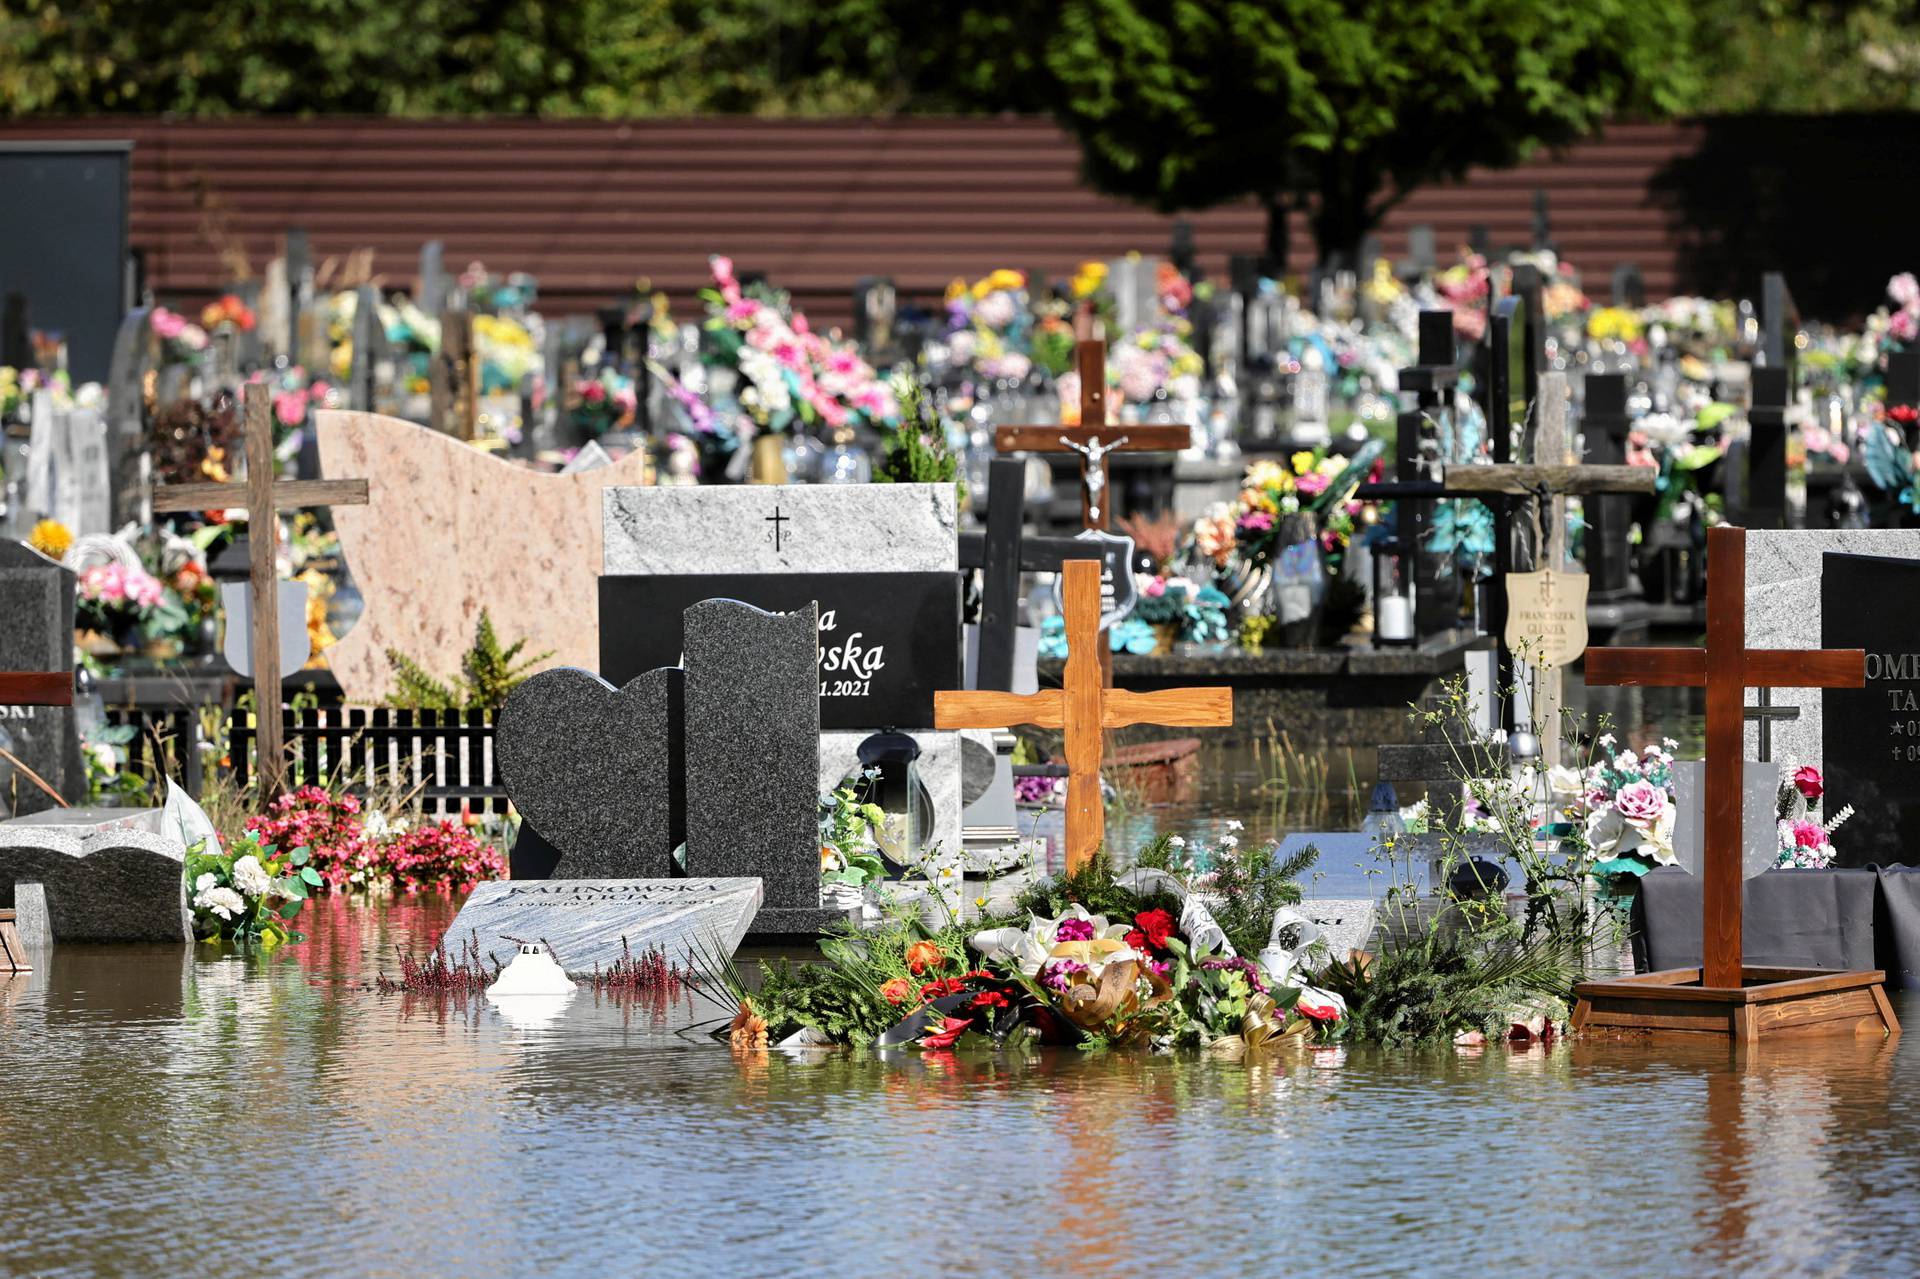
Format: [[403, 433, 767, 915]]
[[1669, 760, 1781, 878], [440, 878, 763, 976], [1744, 530, 1920, 769]]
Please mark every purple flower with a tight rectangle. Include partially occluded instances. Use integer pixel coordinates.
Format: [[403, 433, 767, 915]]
[[1201, 956, 1269, 996], [1039, 959, 1087, 993], [1055, 918, 1096, 942]]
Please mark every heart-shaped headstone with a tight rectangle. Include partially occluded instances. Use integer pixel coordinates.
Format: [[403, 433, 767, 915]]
[[495, 666, 683, 878]]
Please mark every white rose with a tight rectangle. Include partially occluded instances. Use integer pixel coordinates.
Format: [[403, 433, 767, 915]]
[[1547, 765, 1584, 798], [231, 855, 272, 898], [194, 873, 218, 894], [192, 885, 246, 921]]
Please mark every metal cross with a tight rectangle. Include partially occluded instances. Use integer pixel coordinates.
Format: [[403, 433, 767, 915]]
[[765, 505, 789, 553], [1059, 433, 1129, 525], [1743, 687, 1799, 763]]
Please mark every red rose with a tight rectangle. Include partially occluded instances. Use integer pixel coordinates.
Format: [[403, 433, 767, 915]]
[[919, 977, 966, 1001], [1133, 908, 1176, 950], [1793, 766, 1823, 803], [880, 977, 913, 1004], [969, 990, 1010, 1011], [1124, 929, 1146, 950], [919, 1016, 973, 1049], [1892, 404, 1920, 427]]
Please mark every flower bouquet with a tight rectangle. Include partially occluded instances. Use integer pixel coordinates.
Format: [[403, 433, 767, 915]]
[[1574, 736, 1679, 880], [185, 829, 320, 947], [1773, 765, 1852, 869], [1132, 575, 1232, 650]]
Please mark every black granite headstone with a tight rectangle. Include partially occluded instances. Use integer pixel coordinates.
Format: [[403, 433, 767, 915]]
[[682, 599, 824, 932], [495, 666, 684, 879], [1822, 550, 1920, 866], [0, 540, 82, 816], [600, 573, 959, 730]]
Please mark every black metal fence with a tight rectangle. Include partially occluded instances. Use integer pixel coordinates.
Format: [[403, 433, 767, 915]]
[[223, 707, 509, 815]]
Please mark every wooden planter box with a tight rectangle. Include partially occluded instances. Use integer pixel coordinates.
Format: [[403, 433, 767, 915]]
[[1573, 966, 1899, 1042]]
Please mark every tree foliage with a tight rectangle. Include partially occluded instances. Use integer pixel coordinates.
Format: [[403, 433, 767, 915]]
[[383, 609, 550, 711]]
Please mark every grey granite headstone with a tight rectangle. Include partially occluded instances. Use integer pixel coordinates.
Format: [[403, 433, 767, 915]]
[[1669, 760, 1782, 879], [1744, 529, 1920, 768], [683, 599, 836, 934], [1293, 897, 1378, 962], [0, 540, 82, 817], [104, 306, 152, 529], [495, 666, 683, 879], [0, 827, 189, 942], [602, 483, 958, 574], [0, 806, 164, 838], [438, 877, 763, 976]]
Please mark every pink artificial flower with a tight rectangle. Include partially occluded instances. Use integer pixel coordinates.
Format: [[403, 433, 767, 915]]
[[151, 308, 187, 340], [1893, 310, 1918, 343], [1792, 820, 1825, 849], [824, 350, 863, 377], [1615, 779, 1668, 826], [1143, 577, 1167, 598], [274, 390, 307, 427], [581, 380, 606, 404], [1891, 272, 1920, 309], [1296, 472, 1330, 498], [725, 299, 760, 324], [613, 386, 637, 416], [1793, 766, 1823, 803]]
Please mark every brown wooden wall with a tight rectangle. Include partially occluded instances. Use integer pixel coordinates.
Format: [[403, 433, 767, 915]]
[[0, 114, 1907, 328]]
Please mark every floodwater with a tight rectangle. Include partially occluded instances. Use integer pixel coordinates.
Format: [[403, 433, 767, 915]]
[[2, 891, 1912, 1279]]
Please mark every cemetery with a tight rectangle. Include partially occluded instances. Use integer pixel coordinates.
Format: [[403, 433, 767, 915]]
[[10, 13, 1920, 1275]]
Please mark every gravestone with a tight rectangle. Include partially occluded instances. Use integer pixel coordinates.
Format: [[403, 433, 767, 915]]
[[496, 667, 684, 879], [1744, 530, 1920, 788], [603, 483, 967, 869], [683, 600, 831, 934], [438, 878, 762, 976], [0, 541, 82, 817], [1821, 551, 1920, 865], [0, 826, 190, 943], [104, 306, 152, 529]]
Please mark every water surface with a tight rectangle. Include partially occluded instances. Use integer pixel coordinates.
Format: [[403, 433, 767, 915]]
[[1, 892, 1910, 1279]]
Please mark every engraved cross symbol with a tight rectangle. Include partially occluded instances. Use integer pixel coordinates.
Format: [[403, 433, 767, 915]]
[[765, 505, 789, 552]]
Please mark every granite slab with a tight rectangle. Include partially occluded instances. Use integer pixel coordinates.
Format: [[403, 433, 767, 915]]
[[1743, 529, 1920, 769], [315, 409, 656, 702], [495, 666, 683, 879], [0, 806, 165, 837], [0, 539, 82, 816], [602, 483, 958, 575], [0, 827, 189, 942], [439, 878, 764, 975]]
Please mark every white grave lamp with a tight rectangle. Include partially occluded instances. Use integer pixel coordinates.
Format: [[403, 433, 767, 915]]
[[1372, 543, 1415, 648], [856, 728, 930, 871], [487, 940, 576, 997]]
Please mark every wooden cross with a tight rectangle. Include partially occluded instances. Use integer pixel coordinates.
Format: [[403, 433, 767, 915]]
[[994, 339, 1188, 530], [933, 558, 1232, 872], [1585, 525, 1864, 989], [151, 383, 368, 798], [1480, 373, 1658, 767]]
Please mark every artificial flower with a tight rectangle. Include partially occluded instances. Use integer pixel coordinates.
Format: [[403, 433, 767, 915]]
[[1793, 766, 1824, 803], [880, 977, 912, 1004], [905, 940, 946, 975]]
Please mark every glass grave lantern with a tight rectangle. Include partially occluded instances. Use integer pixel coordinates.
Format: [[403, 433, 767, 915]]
[[855, 728, 932, 872], [1371, 544, 1416, 648]]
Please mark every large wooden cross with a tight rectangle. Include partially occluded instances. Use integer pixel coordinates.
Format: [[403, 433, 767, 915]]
[[151, 383, 368, 797], [1466, 373, 1658, 767], [0, 669, 73, 810], [933, 558, 1232, 872], [994, 339, 1188, 530], [1585, 525, 1863, 989]]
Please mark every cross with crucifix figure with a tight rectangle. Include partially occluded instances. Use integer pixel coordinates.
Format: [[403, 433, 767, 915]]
[[994, 339, 1188, 530], [934, 558, 1231, 872], [1573, 524, 1897, 1041], [151, 383, 368, 798]]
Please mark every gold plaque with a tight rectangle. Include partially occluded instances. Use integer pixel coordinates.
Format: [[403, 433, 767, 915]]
[[1504, 569, 1589, 667]]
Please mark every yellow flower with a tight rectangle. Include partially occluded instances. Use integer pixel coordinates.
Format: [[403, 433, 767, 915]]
[[945, 278, 968, 304], [1070, 260, 1110, 299], [1587, 307, 1643, 343], [986, 268, 1025, 293], [27, 519, 72, 560], [1291, 451, 1318, 475]]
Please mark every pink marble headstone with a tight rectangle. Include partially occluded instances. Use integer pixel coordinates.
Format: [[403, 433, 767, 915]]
[[315, 410, 653, 703]]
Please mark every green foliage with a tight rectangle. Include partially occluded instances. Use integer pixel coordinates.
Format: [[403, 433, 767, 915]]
[[183, 829, 315, 948], [1008, 845, 1176, 923], [384, 609, 551, 711], [1207, 836, 1314, 959], [874, 376, 961, 490]]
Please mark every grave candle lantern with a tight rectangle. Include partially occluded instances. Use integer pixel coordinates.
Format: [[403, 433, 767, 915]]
[[1372, 547, 1415, 647], [856, 728, 929, 870]]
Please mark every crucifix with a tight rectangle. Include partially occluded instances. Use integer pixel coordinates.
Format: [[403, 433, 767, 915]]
[[933, 558, 1232, 872], [0, 669, 73, 811], [993, 338, 1188, 531], [151, 383, 368, 798], [765, 505, 789, 553], [1573, 525, 1897, 1039]]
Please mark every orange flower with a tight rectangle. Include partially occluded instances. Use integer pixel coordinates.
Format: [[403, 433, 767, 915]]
[[905, 940, 945, 975], [880, 977, 913, 1004]]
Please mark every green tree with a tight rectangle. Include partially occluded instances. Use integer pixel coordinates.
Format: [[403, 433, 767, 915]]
[[924, 0, 1696, 270]]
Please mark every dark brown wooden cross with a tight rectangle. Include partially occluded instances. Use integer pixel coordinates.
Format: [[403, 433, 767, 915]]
[[0, 669, 73, 811], [1585, 524, 1864, 989], [934, 558, 1232, 872], [151, 383, 369, 798], [994, 339, 1189, 530]]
